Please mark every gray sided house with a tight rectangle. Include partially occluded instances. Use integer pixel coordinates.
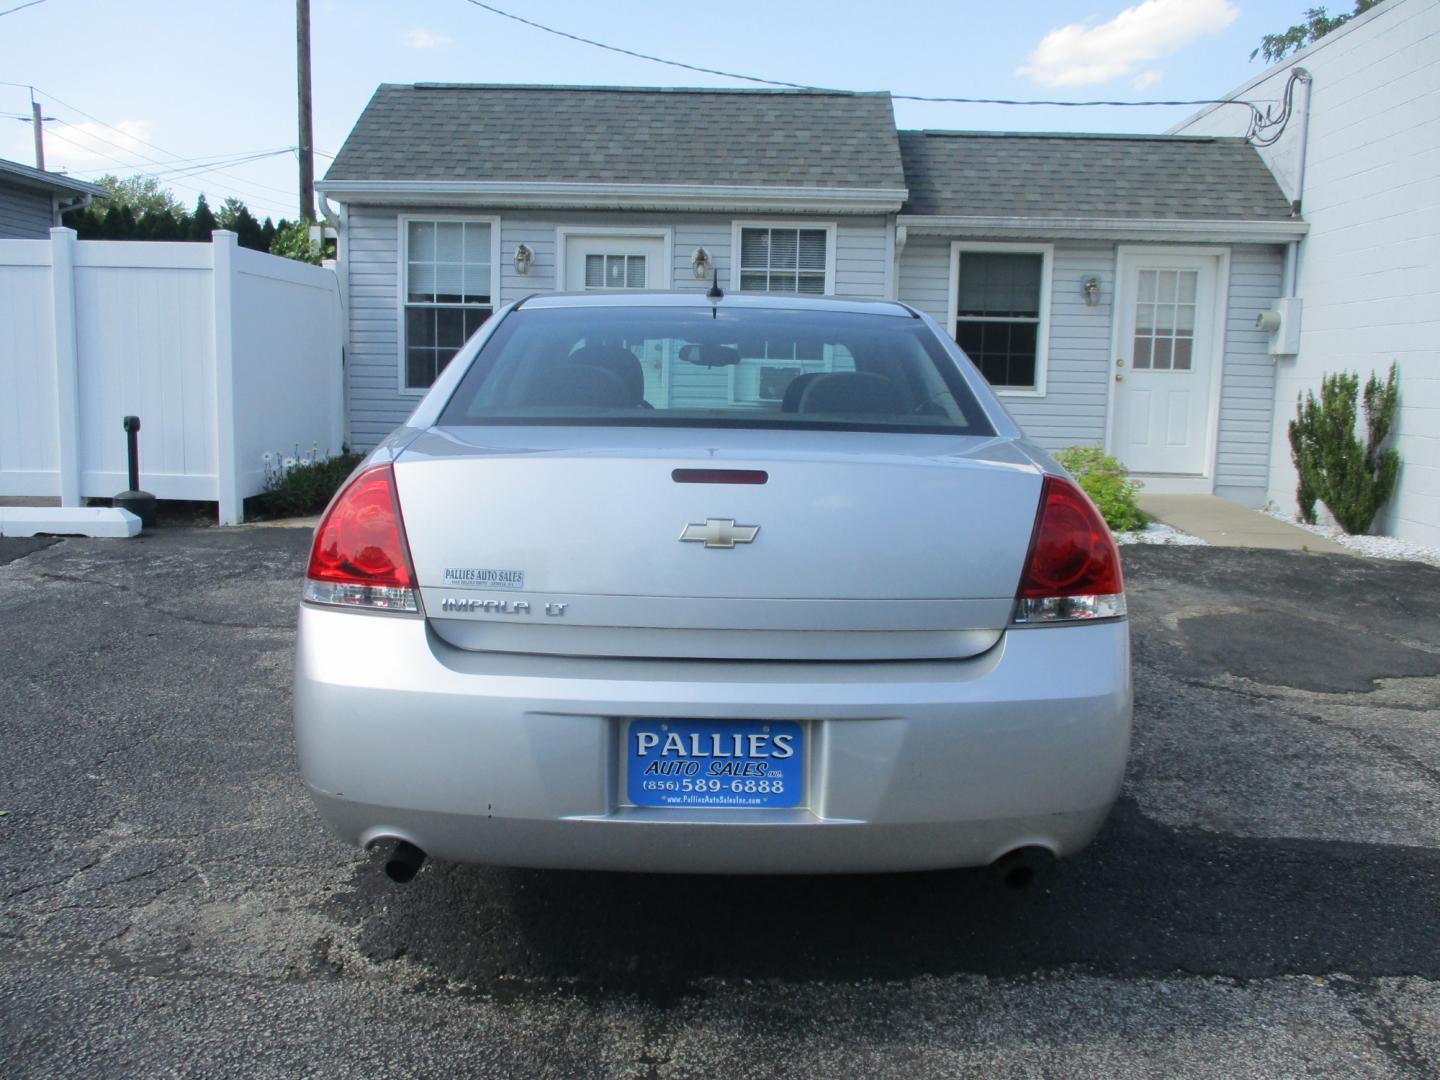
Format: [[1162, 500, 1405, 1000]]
[[319, 84, 1305, 504], [0, 157, 107, 239]]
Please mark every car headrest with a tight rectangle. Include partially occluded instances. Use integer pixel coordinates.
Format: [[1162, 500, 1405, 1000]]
[[780, 372, 825, 413], [525, 364, 631, 408], [567, 345, 646, 405], [796, 372, 904, 415]]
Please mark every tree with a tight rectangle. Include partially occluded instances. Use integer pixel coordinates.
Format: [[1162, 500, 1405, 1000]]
[[187, 194, 219, 241], [269, 218, 323, 264], [1253, 1, 1383, 62], [61, 174, 280, 254], [218, 197, 267, 251], [1288, 364, 1401, 533], [90, 173, 185, 217]]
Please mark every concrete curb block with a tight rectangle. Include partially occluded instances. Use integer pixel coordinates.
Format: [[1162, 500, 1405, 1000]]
[[0, 506, 142, 538]]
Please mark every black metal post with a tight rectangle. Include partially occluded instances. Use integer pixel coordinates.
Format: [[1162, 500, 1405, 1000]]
[[114, 415, 158, 529], [124, 415, 141, 492]]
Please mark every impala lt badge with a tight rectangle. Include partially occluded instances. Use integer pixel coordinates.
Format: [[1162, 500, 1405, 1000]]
[[680, 519, 759, 549]]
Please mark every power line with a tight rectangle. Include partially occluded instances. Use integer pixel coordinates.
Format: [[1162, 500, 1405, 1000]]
[[30, 86, 301, 198], [45, 114, 300, 202], [36, 126, 296, 176], [460, 0, 1268, 124], [4, 82, 305, 216], [41, 127, 294, 219], [0, 0, 48, 17], [461, 1, 810, 88]]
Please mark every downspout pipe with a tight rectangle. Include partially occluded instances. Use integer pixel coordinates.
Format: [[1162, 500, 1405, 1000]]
[[1285, 68, 1313, 299], [52, 192, 94, 227], [1290, 68, 1313, 219], [320, 193, 352, 450]]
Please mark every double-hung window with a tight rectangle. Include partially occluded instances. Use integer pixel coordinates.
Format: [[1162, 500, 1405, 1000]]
[[735, 224, 833, 294], [403, 218, 495, 391], [951, 244, 1052, 394]]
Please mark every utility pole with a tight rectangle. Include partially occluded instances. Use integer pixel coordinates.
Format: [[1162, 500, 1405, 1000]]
[[31, 100, 45, 171], [296, 0, 315, 221]]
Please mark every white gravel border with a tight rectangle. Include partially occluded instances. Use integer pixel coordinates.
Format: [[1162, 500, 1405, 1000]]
[[1264, 508, 1440, 567], [1113, 522, 1210, 547]]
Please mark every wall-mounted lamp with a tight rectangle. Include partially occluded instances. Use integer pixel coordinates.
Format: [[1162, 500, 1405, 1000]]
[[691, 247, 711, 279], [1081, 275, 1101, 307], [513, 243, 534, 276]]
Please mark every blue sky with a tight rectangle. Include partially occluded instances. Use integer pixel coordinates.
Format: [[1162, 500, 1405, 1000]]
[[1, 0, 1311, 222]]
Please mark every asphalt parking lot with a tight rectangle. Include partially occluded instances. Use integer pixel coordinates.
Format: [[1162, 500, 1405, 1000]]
[[2, 527, 1438, 1078]]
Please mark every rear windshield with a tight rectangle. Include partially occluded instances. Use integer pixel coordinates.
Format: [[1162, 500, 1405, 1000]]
[[438, 306, 995, 436]]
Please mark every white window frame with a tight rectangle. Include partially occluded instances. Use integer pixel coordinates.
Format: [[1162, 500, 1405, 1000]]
[[396, 213, 502, 397], [947, 241, 1053, 398], [730, 220, 838, 296], [555, 226, 675, 292]]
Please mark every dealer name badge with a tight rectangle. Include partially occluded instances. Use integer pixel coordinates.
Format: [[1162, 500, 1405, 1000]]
[[443, 567, 524, 589]]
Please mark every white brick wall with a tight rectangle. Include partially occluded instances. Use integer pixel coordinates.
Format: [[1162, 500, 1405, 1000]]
[[1172, 0, 1440, 543]]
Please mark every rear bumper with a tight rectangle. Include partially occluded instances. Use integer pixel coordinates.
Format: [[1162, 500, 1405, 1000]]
[[293, 606, 1132, 874]]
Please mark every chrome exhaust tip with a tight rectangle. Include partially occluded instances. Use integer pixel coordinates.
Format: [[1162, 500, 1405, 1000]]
[[381, 839, 427, 884], [989, 846, 1055, 890]]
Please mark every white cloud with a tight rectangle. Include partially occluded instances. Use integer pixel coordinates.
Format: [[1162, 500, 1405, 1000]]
[[1016, 0, 1238, 87], [1132, 70, 1163, 90], [405, 27, 452, 49], [38, 118, 156, 174]]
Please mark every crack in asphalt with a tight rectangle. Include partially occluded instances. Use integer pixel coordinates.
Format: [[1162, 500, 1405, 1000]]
[[32, 569, 294, 631], [1332, 977, 1439, 1077], [2, 858, 104, 903], [1159, 673, 1440, 787]]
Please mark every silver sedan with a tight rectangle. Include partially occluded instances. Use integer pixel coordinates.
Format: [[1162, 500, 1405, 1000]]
[[292, 292, 1131, 882]]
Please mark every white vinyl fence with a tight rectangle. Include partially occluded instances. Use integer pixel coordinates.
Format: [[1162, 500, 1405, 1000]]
[[0, 228, 343, 524]]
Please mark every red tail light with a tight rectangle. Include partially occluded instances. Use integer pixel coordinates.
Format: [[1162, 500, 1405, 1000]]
[[1013, 475, 1125, 624], [303, 463, 420, 612]]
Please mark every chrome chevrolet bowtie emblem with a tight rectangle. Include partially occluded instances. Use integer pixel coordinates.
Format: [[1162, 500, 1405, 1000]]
[[679, 518, 759, 549]]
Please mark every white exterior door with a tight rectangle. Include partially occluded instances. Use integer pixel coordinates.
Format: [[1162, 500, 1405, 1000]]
[[562, 234, 668, 292], [1112, 252, 1223, 476]]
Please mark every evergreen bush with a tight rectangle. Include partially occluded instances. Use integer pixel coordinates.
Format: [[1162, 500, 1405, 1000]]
[[1288, 364, 1400, 534], [1053, 446, 1148, 532], [259, 448, 363, 519]]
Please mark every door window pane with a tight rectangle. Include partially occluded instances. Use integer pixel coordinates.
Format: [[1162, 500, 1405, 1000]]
[[626, 255, 646, 289], [1130, 267, 1198, 378], [584, 252, 650, 291]]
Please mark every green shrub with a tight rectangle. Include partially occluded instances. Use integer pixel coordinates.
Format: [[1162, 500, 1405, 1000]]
[[1288, 364, 1400, 534], [269, 218, 325, 264], [1053, 447, 1147, 532], [259, 448, 363, 518]]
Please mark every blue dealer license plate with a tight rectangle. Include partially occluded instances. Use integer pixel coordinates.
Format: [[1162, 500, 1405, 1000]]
[[627, 719, 803, 809]]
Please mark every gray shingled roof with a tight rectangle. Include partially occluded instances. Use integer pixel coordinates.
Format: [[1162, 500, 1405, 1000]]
[[324, 85, 906, 190], [0, 157, 109, 198], [898, 131, 1293, 220]]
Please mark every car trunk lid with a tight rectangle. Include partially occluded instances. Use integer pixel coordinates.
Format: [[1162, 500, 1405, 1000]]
[[394, 427, 1042, 660]]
